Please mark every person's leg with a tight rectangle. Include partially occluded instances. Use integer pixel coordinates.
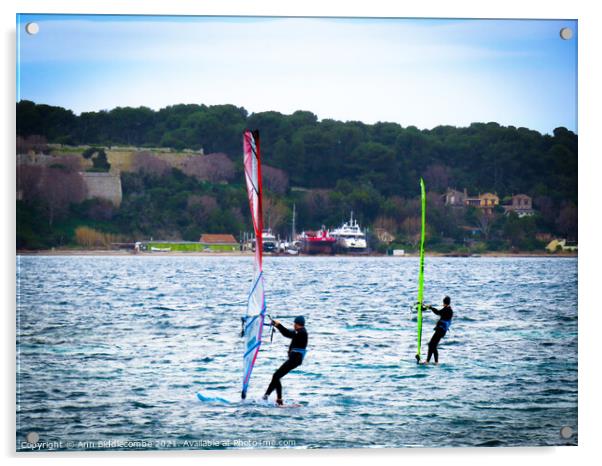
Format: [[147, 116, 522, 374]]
[[275, 380, 282, 400], [426, 334, 436, 362], [426, 341, 434, 363], [265, 358, 298, 399], [275, 358, 302, 402], [265, 366, 285, 397], [434, 329, 446, 362], [427, 329, 444, 363], [265, 377, 278, 397]]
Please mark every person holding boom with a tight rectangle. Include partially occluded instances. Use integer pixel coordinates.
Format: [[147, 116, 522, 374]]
[[422, 296, 453, 365], [263, 316, 308, 405]]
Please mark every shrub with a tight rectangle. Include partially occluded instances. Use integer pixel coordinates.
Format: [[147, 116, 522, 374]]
[[74, 226, 117, 248]]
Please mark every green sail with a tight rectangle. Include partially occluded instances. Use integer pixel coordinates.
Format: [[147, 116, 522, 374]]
[[416, 178, 426, 362]]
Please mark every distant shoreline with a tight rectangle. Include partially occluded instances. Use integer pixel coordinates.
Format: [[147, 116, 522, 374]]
[[16, 249, 577, 258]]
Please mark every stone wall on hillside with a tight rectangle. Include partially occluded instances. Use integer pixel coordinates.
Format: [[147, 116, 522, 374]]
[[80, 172, 122, 206]]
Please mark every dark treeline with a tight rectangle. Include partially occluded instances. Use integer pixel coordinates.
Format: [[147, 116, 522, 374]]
[[16, 100, 577, 251], [17, 100, 577, 203]]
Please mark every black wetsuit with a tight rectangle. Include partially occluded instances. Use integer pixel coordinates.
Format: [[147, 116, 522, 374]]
[[427, 305, 453, 363], [265, 323, 308, 400]]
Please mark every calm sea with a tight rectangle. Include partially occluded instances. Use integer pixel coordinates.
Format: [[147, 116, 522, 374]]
[[16, 255, 577, 450]]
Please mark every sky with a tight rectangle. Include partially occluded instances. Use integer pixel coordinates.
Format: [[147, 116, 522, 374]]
[[16, 15, 577, 134]]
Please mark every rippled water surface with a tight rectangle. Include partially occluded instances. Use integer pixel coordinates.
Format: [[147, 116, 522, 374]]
[[16, 255, 577, 450]]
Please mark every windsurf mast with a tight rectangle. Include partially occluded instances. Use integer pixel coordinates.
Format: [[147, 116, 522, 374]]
[[241, 130, 267, 399], [416, 178, 426, 363]]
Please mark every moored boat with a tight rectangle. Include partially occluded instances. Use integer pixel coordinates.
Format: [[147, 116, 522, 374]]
[[261, 229, 277, 253], [331, 212, 367, 253], [299, 227, 336, 254]]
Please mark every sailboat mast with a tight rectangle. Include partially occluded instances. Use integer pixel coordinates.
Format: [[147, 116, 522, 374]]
[[291, 203, 297, 242]]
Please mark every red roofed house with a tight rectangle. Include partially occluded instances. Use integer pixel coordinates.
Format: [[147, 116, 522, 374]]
[[199, 234, 238, 245], [198, 234, 240, 252]]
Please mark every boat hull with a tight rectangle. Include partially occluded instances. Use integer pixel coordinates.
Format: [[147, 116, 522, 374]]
[[301, 239, 336, 255], [263, 242, 277, 253], [335, 238, 367, 253], [335, 245, 367, 254]]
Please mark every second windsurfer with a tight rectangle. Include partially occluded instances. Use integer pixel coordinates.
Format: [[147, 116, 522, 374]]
[[422, 296, 453, 364]]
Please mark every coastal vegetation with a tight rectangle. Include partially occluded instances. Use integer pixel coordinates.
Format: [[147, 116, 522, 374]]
[[16, 101, 577, 252]]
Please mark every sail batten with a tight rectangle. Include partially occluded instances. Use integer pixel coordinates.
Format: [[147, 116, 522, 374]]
[[241, 130, 267, 399]]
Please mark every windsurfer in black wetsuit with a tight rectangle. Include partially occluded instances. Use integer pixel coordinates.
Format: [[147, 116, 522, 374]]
[[263, 316, 308, 405], [423, 296, 453, 365]]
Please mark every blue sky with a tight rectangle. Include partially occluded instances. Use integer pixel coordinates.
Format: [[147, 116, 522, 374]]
[[16, 15, 577, 134]]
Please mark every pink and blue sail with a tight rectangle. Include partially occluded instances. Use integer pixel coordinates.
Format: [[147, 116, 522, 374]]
[[241, 130, 267, 399]]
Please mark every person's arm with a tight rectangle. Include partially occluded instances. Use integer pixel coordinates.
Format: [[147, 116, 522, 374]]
[[428, 305, 442, 316], [275, 322, 295, 339]]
